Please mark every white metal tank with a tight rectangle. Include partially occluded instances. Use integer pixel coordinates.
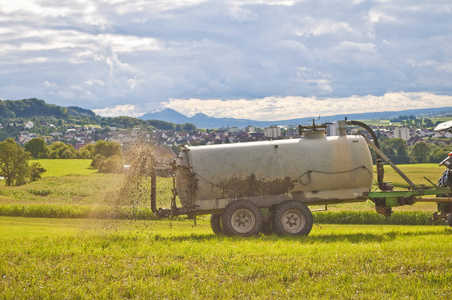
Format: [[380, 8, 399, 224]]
[[176, 133, 374, 213]]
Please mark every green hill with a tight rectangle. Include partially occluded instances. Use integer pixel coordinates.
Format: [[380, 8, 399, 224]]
[[0, 99, 196, 139], [0, 98, 100, 121]]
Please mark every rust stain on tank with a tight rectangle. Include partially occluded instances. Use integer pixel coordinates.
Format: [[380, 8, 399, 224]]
[[219, 174, 294, 199]]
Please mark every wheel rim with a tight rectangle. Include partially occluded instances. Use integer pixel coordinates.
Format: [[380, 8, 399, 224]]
[[230, 208, 256, 234], [281, 209, 306, 234]]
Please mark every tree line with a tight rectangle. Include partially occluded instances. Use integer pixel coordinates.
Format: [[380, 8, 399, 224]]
[[0, 138, 124, 186], [390, 115, 436, 128], [379, 138, 452, 164]]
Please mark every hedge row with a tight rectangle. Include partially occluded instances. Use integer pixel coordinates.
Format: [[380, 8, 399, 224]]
[[0, 204, 158, 220]]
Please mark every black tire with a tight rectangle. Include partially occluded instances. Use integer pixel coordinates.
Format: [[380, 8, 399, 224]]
[[447, 213, 452, 228], [272, 201, 313, 236], [221, 200, 263, 237], [210, 214, 223, 235]]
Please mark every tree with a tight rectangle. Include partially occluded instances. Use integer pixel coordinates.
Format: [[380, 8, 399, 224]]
[[25, 138, 48, 158], [91, 153, 106, 169], [381, 138, 411, 164], [396, 144, 410, 164], [61, 149, 76, 159], [0, 138, 30, 186], [423, 118, 434, 128], [48, 142, 77, 159], [90, 141, 123, 173], [79, 144, 95, 159], [429, 147, 452, 163], [410, 141, 431, 163], [93, 140, 121, 158], [98, 155, 124, 173], [29, 162, 46, 181]]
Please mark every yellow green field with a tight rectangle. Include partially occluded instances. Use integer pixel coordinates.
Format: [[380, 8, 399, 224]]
[[380, 163, 444, 188], [32, 159, 98, 177]]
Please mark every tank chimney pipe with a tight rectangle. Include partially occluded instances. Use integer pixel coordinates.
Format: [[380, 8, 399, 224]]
[[338, 120, 347, 137]]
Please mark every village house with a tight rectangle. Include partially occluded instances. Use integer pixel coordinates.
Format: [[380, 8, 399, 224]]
[[24, 121, 34, 129]]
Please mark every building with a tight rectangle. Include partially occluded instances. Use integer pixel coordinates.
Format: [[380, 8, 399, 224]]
[[394, 127, 410, 141], [264, 126, 281, 138], [245, 125, 255, 133], [24, 121, 34, 129], [325, 122, 338, 136]]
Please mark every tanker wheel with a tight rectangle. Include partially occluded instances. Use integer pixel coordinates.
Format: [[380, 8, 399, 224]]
[[210, 214, 223, 235], [447, 213, 452, 227], [221, 200, 263, 237], [272, 201, 313, 236]]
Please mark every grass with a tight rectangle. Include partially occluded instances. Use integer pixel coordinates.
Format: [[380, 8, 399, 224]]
[[0, 174, 123, 205], [370, 163, 444, 188], [0, 172, 174, 206], [32, 159, 98, 177], [431, 116, 452, 124], [379, 163, 445, 188], [0, 217, 451, 299]]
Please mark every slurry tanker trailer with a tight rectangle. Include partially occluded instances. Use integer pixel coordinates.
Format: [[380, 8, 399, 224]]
[[148, 119, 452, 237]]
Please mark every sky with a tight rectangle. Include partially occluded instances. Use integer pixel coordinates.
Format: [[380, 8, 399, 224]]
[[1, 0, 452, 121]]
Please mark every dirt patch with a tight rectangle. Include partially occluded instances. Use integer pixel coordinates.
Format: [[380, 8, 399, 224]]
[[219, 174, 294, 199]]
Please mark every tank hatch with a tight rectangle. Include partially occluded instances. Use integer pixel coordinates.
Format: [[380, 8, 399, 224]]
[[298, 119, 326, 139]]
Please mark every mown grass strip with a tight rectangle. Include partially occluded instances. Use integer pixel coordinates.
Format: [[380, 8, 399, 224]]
[[0, 204, 445, 225]]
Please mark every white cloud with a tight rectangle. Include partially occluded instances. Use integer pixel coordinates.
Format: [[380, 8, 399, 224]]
[[164, 92, 452, 121], [0, 0, 451, 119], [93, 104, 143, 117]]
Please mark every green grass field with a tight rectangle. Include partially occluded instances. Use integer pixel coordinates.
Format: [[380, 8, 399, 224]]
[[32, 159, 98, 177], [380, 163, 444, 188], [0, 217, 451, 299]]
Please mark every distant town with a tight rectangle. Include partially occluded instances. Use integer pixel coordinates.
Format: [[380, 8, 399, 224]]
[[3, 117, 451, 151]]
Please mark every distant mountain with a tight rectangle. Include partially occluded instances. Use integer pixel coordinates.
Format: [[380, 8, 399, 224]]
[[139, 108, 191, 124], [139, 107, 452, 129], [3, 98, 452, 130]]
